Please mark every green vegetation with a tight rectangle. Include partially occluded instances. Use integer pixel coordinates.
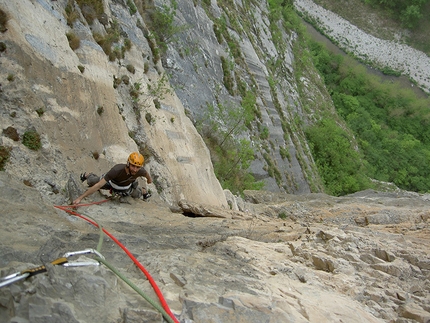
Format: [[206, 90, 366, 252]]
[[145, 112, 154, 125], [146, 74, 172, 104], [65, 0, 79, 26], [121, 75, 130, 85], [220, 56, 234, 95], [22, 130, 42, 151], [305, 118, 372, 196], [308, 40, 430, 194], [3, 127, 19, 141], [36, 107, 45, 117], [126, 64, 136, 74], [0, 146, 11, 171], [76, 0, 104, 24], [126, 0, 137, 15], [143, 0, 188, 58], [92, 151, 100, 160], [199, 102, 264, 195], [93, 20, 121, 59], [91, 20, 132, 62], [266, 0, 430, 195], [66, 32, 80, 50], [278, 212, 287, 220], [364, 0, 429, 29], [113, 76, 122, 89], [0, 8, 8, 32], [153, 98, 161, 109], [130, 82, 142, 102]]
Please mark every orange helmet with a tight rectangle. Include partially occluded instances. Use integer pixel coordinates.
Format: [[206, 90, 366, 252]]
[[127, 152, 144, 167]]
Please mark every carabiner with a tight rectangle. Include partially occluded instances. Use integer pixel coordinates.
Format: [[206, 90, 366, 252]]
[[0, 249, 105, 288], [62, 248, 104, 267], [0, 272, 30, 288]]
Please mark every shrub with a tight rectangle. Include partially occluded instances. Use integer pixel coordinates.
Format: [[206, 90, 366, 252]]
[[145, 1, 189, 60], [76, 0, 104, 24], [78, 65, 85, 73], [65, 0, 79, 26], [123, 38, 132, 51], [113, 76, 122, 88], [130, 82, 142, 101], [121, 75, 130, 85], [94, 20, 121, 59], [278, 212, 287, 220], [97, 106, 104, 115], [22, 130, 42, 150], [3, 126, 19, 141], [36, 107, 45, 117], [260, 126, 269, 140], [145, 112, 154, 124], [220, 56, 234, 95], [0, 146, 11, 171], [213, 23, 223, 44], [126, 64, 136, 74], [305, 118, 371, 196], [127, 0, 137, 15], [66, 32, 80, 50], [0, 8, 8, 32]]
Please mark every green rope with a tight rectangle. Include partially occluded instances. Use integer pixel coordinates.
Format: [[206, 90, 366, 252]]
[[96, 257, 175, 323], [79, 212, 175, 323], [78, 211, 104, 252]]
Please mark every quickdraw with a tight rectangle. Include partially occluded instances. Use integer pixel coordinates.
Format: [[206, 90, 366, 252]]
[[1, 201, 179, 323], [0, 249, 103, 288]]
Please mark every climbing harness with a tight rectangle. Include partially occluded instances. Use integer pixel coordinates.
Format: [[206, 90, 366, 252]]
[[0, 249, 102, 288]]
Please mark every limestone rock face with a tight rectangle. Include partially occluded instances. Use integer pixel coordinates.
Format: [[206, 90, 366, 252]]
[[0, 173, 429, 323], [163, 0, 325, 193], [0, 0, 227, 209]]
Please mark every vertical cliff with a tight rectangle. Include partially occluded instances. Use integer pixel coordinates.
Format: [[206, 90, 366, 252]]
[[159, 0, 327, 194], [0, 0, 236, 209]]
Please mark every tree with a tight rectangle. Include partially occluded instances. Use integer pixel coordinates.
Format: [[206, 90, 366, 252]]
[[199, 101, 263, 195]]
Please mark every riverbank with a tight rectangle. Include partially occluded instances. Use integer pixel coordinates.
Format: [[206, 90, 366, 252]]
[[294, 0, 430, 94]]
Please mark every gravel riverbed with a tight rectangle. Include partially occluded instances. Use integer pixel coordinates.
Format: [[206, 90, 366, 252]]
[[294, 0, 430, 94]]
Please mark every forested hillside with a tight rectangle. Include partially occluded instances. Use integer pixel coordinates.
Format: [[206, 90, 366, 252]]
[[313, 0, 430, 54], [299, 0, 430, 195], [308, 44, 430, 194]]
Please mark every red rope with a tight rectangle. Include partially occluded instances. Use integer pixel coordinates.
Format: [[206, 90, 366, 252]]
[[54, 202, 179, 323]]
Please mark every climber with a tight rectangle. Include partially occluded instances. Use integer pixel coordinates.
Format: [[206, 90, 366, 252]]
[[72, 152, 152, 205]]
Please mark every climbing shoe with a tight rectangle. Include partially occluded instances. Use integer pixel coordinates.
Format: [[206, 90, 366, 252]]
[[80, 173, 87, 182], [143, 192, 151, 200]]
